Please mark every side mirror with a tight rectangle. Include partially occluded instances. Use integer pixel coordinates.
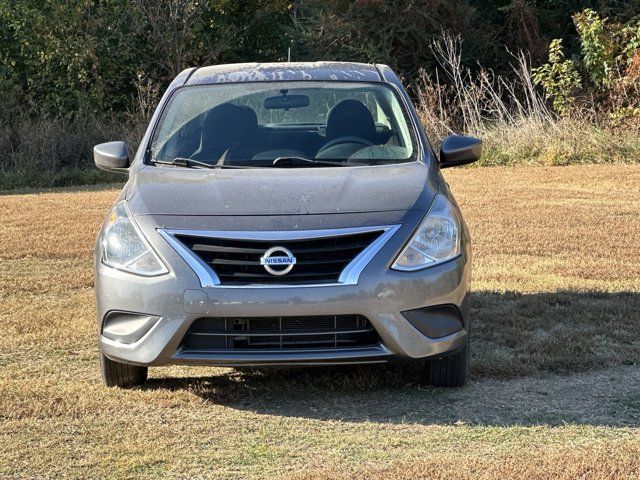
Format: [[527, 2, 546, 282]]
[[439, 135, 482, 168], [94, 141, 130, 173]]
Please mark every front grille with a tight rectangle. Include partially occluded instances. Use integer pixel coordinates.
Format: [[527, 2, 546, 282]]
[[180, 315, 380, 352], [174, 230, 384, 285]]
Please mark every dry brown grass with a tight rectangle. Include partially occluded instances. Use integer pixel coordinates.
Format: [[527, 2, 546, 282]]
[[1, 165, 639, 478], [293, 440, 640, 479]]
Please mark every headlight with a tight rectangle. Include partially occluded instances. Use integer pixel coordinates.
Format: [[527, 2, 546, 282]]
[[101, 201, 168, 276], [392, 194, 461, 271]]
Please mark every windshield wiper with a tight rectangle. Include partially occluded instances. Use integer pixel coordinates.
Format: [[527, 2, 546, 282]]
[[152, 156, 345, 169], [152, 158, 254, 169], [272, 156, 347, 168]]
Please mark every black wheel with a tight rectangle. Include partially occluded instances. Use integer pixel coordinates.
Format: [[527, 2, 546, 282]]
[[424, 340, 469, 387], [100, 353, 148, 388]]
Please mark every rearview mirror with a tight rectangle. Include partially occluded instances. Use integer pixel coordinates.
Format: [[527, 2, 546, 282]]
[[439, 135, 482, 168], [264, 94, 310, 110], [94, 141, 130, 173]]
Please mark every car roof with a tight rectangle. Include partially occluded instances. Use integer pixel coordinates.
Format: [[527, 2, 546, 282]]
[[184, 62, 385, 85]]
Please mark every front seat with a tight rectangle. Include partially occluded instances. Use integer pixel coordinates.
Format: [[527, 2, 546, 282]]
[[191, 104, 257, 163], [317, 99, 377, 159]]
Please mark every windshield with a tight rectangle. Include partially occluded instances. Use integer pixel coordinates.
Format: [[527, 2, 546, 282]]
[[150, 81, 417, 168]]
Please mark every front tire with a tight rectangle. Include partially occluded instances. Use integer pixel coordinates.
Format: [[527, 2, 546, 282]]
[[424, 340, 469, 387], [100, 353, 148, 388]]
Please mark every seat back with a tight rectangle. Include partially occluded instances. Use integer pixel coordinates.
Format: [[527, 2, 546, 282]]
[[325, 99, 377, 142], [192, 104, 257, 162]]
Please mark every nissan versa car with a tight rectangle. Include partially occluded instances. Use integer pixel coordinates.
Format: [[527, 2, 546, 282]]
[[94, 62, 481, 388]]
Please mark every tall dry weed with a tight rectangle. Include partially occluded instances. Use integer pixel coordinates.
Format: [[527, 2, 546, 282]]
[[414, 32, 640, 165]]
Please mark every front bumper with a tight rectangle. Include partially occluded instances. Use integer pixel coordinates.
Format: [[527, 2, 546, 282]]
[[96, 207, 471, 367], [96, 252, 470, 367]]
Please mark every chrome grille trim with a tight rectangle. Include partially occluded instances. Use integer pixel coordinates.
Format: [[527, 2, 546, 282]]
[[158, 224, 401, 288]]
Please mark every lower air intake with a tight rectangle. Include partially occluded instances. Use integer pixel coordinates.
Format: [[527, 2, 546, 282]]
[[180, 315, 380, 352]]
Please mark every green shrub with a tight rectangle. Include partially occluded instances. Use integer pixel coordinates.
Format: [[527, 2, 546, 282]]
[[574, 8, 615, 88], [534, 8, 640, 122], [532, 40, 582, 115]]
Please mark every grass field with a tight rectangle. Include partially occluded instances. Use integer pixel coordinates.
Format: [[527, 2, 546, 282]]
[[1, 165, 639, 479]]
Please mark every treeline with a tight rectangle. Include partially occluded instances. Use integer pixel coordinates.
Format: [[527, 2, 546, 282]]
[[2, 0, 640, 189], [3, 0, 640, 116]]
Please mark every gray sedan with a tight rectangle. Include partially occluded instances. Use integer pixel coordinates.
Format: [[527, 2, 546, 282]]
[[93, 62, 481, 388]]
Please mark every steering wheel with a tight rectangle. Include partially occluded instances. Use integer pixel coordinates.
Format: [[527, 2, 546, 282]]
[[317, 136, 374, 156]]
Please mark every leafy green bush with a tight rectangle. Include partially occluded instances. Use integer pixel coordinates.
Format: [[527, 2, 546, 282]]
[[532, 40, 581, 115], [575, 8, 615, 88], [534, 8, 640, 124]]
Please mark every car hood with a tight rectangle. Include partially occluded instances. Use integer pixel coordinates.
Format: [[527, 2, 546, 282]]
[[126, 162, 435, 216]]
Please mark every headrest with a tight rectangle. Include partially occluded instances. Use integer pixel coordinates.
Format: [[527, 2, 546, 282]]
[[325, 99, 376, 141], [201, 103, 257, 148]]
